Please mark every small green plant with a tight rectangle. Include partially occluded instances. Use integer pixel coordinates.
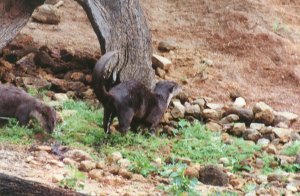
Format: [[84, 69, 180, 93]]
[[160, 163, 198, 195], [272, 17, 289, 33], [282, 141, 300, 156], [59, 165, 87, 190], [129, 152, 158, 177]]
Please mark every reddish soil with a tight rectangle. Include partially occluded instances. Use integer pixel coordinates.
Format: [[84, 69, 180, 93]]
[[22, 0, 300, 127]]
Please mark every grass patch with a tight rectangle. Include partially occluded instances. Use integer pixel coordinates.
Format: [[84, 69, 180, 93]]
[[282, 141, 300, 156]]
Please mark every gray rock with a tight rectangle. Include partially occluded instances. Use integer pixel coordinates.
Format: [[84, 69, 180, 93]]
[[89, 169, 103, 181], [184, 102, 201, 115], [231, 123, 246, 137], [275, 111, 299, 123], [158, 40, 176, 52], [79, 160, 96, 172], [199, 165, 228, 186], [155, 67, 166, 78], [272, 128, 294, 142], [233, 97, 246, 108], [219, 114, 239, 124], [32, 4, 61, 24], [257, 138, 270, 147], [250, 123, 265, 131], [259, 126, 273, 134], [193, 98, 206, 109], [54, 93, 68, 102], [253, 102, 274, 114], [171, 100, 185, 118], [253, 102, 274, 125], [152, 54, 172, 70], [202, 109, 221, 121], [243, 128, 262, 142], [206, 122, 222, 132], [64, 149, 92, 162], [108, 151, 123, 163]]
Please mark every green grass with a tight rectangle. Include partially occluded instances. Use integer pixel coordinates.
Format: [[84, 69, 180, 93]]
[[282, 141, 300, 156]]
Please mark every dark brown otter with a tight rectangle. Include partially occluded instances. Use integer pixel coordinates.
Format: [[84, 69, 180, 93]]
[[93, 51, 181, 134], [0, 84, 56, 133]]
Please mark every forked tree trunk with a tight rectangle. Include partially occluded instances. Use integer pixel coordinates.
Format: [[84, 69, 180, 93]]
[[0, 173, 86, 196], [75, 0, 155, 88]]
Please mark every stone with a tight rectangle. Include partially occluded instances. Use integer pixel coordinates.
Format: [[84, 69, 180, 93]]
[[155, 67, 166, 78], [233, 97, 246, 108], [52, 174, 64, 183], [202, 109, 221, 121], [231, 123, 246, 137], [0, 59, 13, 70], [158, 40, 176, 52], [16, 53, 36, 72], [272, 128, 294, 141], [253, 102, 274, 114], [275, 122, 289, 128], [64, 149, 93, 162], [255, 158, 264, 169], [175, 157, 192, 165], [250, 123, 265, 131], [152, 54, 172, 70], [199, 165, 228, 186], [201, 58, 213, 66], [83, 88, 94, 99], [206, 122, 222, 132], [35, 145, 52, 152], [171, 100, 185, 118], [219, 114, 239, 124], [221, 133, 233, 144], [193, 98, 206, 109], [70, 72, 85, 82], [118, 169, 132, 179], [89, 169, 103, 181], [79, 160, 96, 172], [286, 183, 298, 192], [257, 138, 270, 147], [255, 110, 274, 125], [153, 158, 162, 168], [274, 111, 299, 123], [96, 160, 106, 169], [48, 160, 64, 167], [21, 77, 51, 90], [295, 153, 300, 164], [32, 4, 61, 24], [108, 152, 123, 163], [259, 126, 273, 134], [267, 174, 286, 183], [224, 107, 253, 124], [184, 166, 200, 179], [54, 93, 69, 102], [265, 144, 277, 154], [62, 158, 78, 166], [118, 159, 131, 169], [175, 92, 189, 103], [206, 103, 223, 110], [243, 128, 262, 142], [184, 102, 201, 115]]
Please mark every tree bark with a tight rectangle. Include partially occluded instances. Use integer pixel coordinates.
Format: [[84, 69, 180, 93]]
[[74, 0, 155, 88], [0, 0, 44, 50], [0, 173, 86, 196]]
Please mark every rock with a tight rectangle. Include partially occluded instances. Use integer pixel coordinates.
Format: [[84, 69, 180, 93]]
[[243, 129, 262, 142], [202, 109, 221, 121], [175, 157, 192, 165], [0, 59, 13, 70], [274, 111, 299, 124], [54, 93, 68, 102], [35, 145, 52, 152], [199, 165, 228, 186], [62, 158, 78, 166], [64, 149, 93, 162], [257, 138, 270, 147], [206, 103, 223, 110], [219, 114, 239, 124], [233, 97, 246, 108], [96, 160, 106, 169], [48, 160, 64, 167], [52, 174, 64, 183], [231, 123, 246, 137], [255, 158, 264, 169], [219, 157, 230, 166], [155, 67, 166, 78], [32, 4, 60, 24], [275, 122, 289, 128], [259, 126, 273, 134], [184, 166, 200, 179], [265, 144, 277, 154], [21, 77, 51, 90], [16, 53, 36, 73], [253, 102, 274, 114], [158, 40, 176, 52], [184, 102, 201, 115], [267, 174, 286, 183], [206, 122, 222, 132], [161, 112, 172, 123], [276, 155, 294, 165], [175, 92, 189, 103], [118, 159, 131, 169], [153, 158, 162, 168], [193, 98, 206, 109], [272, 128, 294, 142], [108, 152, 123, 163], [89, 169, 103, 181], [152, 54, 172, 71], [79, 160, 96, 172], [255, 110, 274, 125], [171, 100, 185, 118], [118, 169, 132, 179], [201, 58, 213, 66], [70, 72, 85, 82], [250, 123, 265, 131], [286, 183, 298, 192], [83, 88, 94, 99], [221, 133, 233, 144], [223, 107, 253, 124]]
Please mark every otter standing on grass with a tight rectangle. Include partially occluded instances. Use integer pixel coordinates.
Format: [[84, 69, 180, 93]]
[[0, 84, 57, 133], [93, 51, 181, 134]]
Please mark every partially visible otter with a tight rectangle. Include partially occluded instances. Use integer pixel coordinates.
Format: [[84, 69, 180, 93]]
[[0, 84, 56, 133], [93, 51, 181, 134]]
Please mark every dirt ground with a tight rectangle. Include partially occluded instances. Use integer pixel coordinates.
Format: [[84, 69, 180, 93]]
[[21, 0, 300, 127]]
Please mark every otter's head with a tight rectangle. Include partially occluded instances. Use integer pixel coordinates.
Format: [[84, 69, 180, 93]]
[[31, 103, 57, 133], [154, 81, 181, 106]]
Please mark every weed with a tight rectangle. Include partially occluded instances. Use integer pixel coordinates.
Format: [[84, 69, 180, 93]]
[[282, 141, 300, 156], [59, 165, 87, 190]]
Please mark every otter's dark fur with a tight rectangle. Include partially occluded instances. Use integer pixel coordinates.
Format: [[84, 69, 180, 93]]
[[93, 51, 181, 134], [0, 84, 56, 133]]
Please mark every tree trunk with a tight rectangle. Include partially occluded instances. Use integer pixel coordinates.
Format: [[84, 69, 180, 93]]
[[0, 0, 44, 50], [0, 173, 86, 196], [74, 0, 155, 88]]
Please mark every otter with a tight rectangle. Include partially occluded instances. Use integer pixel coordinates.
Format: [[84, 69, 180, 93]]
[[93, 51, 181, 134], [0, 84, 56, 133]]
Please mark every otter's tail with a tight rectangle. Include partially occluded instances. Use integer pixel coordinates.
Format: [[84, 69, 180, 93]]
[[92, 51, 118, 104]]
